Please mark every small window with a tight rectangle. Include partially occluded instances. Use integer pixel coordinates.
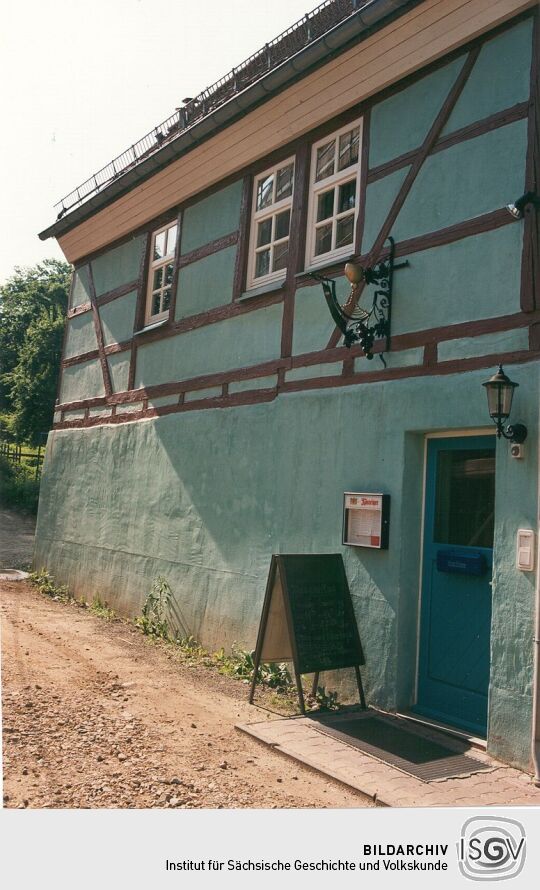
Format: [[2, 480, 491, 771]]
[[306, 121, 362, 268], [246, 158, 295, 289], [145, 221, 178, 323]]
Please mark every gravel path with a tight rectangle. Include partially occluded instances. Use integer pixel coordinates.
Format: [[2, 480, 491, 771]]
[[1, 580, 371, 809]]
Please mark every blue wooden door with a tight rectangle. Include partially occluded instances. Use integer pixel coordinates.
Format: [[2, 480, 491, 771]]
[[416, 436, 495, 736]]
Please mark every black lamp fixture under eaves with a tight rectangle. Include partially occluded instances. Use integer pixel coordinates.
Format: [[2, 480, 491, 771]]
[[482, 365, 527, 443]]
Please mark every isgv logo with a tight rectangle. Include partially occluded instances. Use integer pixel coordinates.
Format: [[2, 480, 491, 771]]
[[458, 817, 526, 881]]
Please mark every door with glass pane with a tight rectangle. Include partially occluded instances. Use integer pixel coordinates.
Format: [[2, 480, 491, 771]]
[[416, 436, 495, 735]]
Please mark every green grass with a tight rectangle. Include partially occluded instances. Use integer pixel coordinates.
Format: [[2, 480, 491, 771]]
[[29, 569, 72, 602], [0, 454, 40, 513], [88, 596, 117, 620]]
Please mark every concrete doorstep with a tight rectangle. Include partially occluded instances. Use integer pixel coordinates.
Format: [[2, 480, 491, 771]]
[[236, 710, 540, 807]]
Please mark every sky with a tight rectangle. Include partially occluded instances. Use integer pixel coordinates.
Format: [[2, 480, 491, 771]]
[[0, 0, 313, 284]]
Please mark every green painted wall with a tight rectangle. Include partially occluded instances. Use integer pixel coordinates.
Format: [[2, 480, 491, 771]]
[[135, 302, 283, 387], [100, 290, 137, 346], [229, 375, 278, 393], [71, 266, 92, 308], [36, 361, 539, 769], [391, 224, 523, 334], [185, 386, 222, 401], [442, 19, 533, 135], [91, 235, 144, 296], [369, 20, 532, 165], [176, 246, 237, 319], [181, 180, 243, 254], [438, 327, 530, 362], [392, 120, 528, 243], [108, 351, 131, 394], [64, 312, 97, 359], [369, 57, 464, 168], [292, 278, 348, 355], [362, 167, 410, 254], [60, 358, 105, 403], [286, 361, 342, 382]]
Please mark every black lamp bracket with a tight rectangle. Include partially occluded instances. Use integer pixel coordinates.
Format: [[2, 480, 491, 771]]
[[310, 237, 409, 365], [496, 422, 528, 444]]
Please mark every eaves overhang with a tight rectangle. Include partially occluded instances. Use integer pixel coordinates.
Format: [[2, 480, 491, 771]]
[[39, 0, 421, 242]]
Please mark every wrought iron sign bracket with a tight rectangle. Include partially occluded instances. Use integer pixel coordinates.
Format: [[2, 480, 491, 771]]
[[310, 237, 409, 366]]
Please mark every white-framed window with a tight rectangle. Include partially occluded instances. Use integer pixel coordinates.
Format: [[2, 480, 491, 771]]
[[246, 157, 295, 289], [305, 120, 362, 268], [145, 220, 178, 323]]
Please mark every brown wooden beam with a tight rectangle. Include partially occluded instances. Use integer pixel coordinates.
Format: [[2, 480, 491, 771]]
[[62, 340, 132, 369], [521, 10, 540, 313], [295, 206, 518, 294], [167, 210, 183, 324], [392, 207, 515, 258], [355, 107, 371, 253], [62, 349, 100, 369], [88, 265, 112, 397], [134, 287, 284, 347], [282, 143, 310, 358], [59, 288, 284, 370], [106, 356, 288, 405], [58, 307, 540, 406], [529, 321, 540, 350], [53, 349, 540, 432], [177, 230, 238, 269], [95, 279, 140, 307], [232, 176, 252, 301], [367, 101, 529, 184], [67, 302, 92, 319], [281, 348, 540, 393], [129, 233, 150, 391]]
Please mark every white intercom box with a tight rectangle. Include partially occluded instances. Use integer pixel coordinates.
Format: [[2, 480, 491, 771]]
[[516, 529, 535, 572]]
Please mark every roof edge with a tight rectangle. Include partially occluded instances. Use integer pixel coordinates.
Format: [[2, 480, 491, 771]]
[[39, 0, 418, 242]]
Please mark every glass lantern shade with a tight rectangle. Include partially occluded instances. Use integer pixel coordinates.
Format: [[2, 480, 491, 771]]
[[344, 258, 364, 285], [482, 365, 518, 421]]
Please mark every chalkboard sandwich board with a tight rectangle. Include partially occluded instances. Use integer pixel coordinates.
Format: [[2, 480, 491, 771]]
[[249, 554, 366, 714]]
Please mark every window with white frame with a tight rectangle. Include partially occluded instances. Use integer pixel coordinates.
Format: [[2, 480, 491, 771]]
[[247, 157, 295, 289], [145, 221, 178, 323], [306, 120, 362, 268]]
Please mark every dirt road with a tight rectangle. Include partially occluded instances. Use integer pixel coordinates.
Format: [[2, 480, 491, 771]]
[[1, 580, 371, 809]]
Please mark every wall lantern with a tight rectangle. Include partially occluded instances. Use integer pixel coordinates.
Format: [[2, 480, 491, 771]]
[[310, 237, 408, 364], [482, 365, 527, 443], [506, 191, 540, 219]]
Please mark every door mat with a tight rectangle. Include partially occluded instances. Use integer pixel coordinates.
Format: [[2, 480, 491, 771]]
[[311, 715, 492, 782]]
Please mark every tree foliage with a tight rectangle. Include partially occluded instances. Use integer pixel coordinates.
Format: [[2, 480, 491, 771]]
[[8, 310, 66, 444], [0, 259, 71, 443]]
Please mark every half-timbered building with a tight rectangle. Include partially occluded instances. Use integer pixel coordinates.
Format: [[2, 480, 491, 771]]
[[37, 0, 540, 774]]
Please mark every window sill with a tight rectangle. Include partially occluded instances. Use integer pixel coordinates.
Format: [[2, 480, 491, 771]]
[[296, 259, 347, 283], [134, 318, 169, 336], [238, 278, 286, 301]]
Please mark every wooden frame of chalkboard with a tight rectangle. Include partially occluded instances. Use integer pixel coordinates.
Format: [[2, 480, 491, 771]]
[[249, 554, 366, 714]]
